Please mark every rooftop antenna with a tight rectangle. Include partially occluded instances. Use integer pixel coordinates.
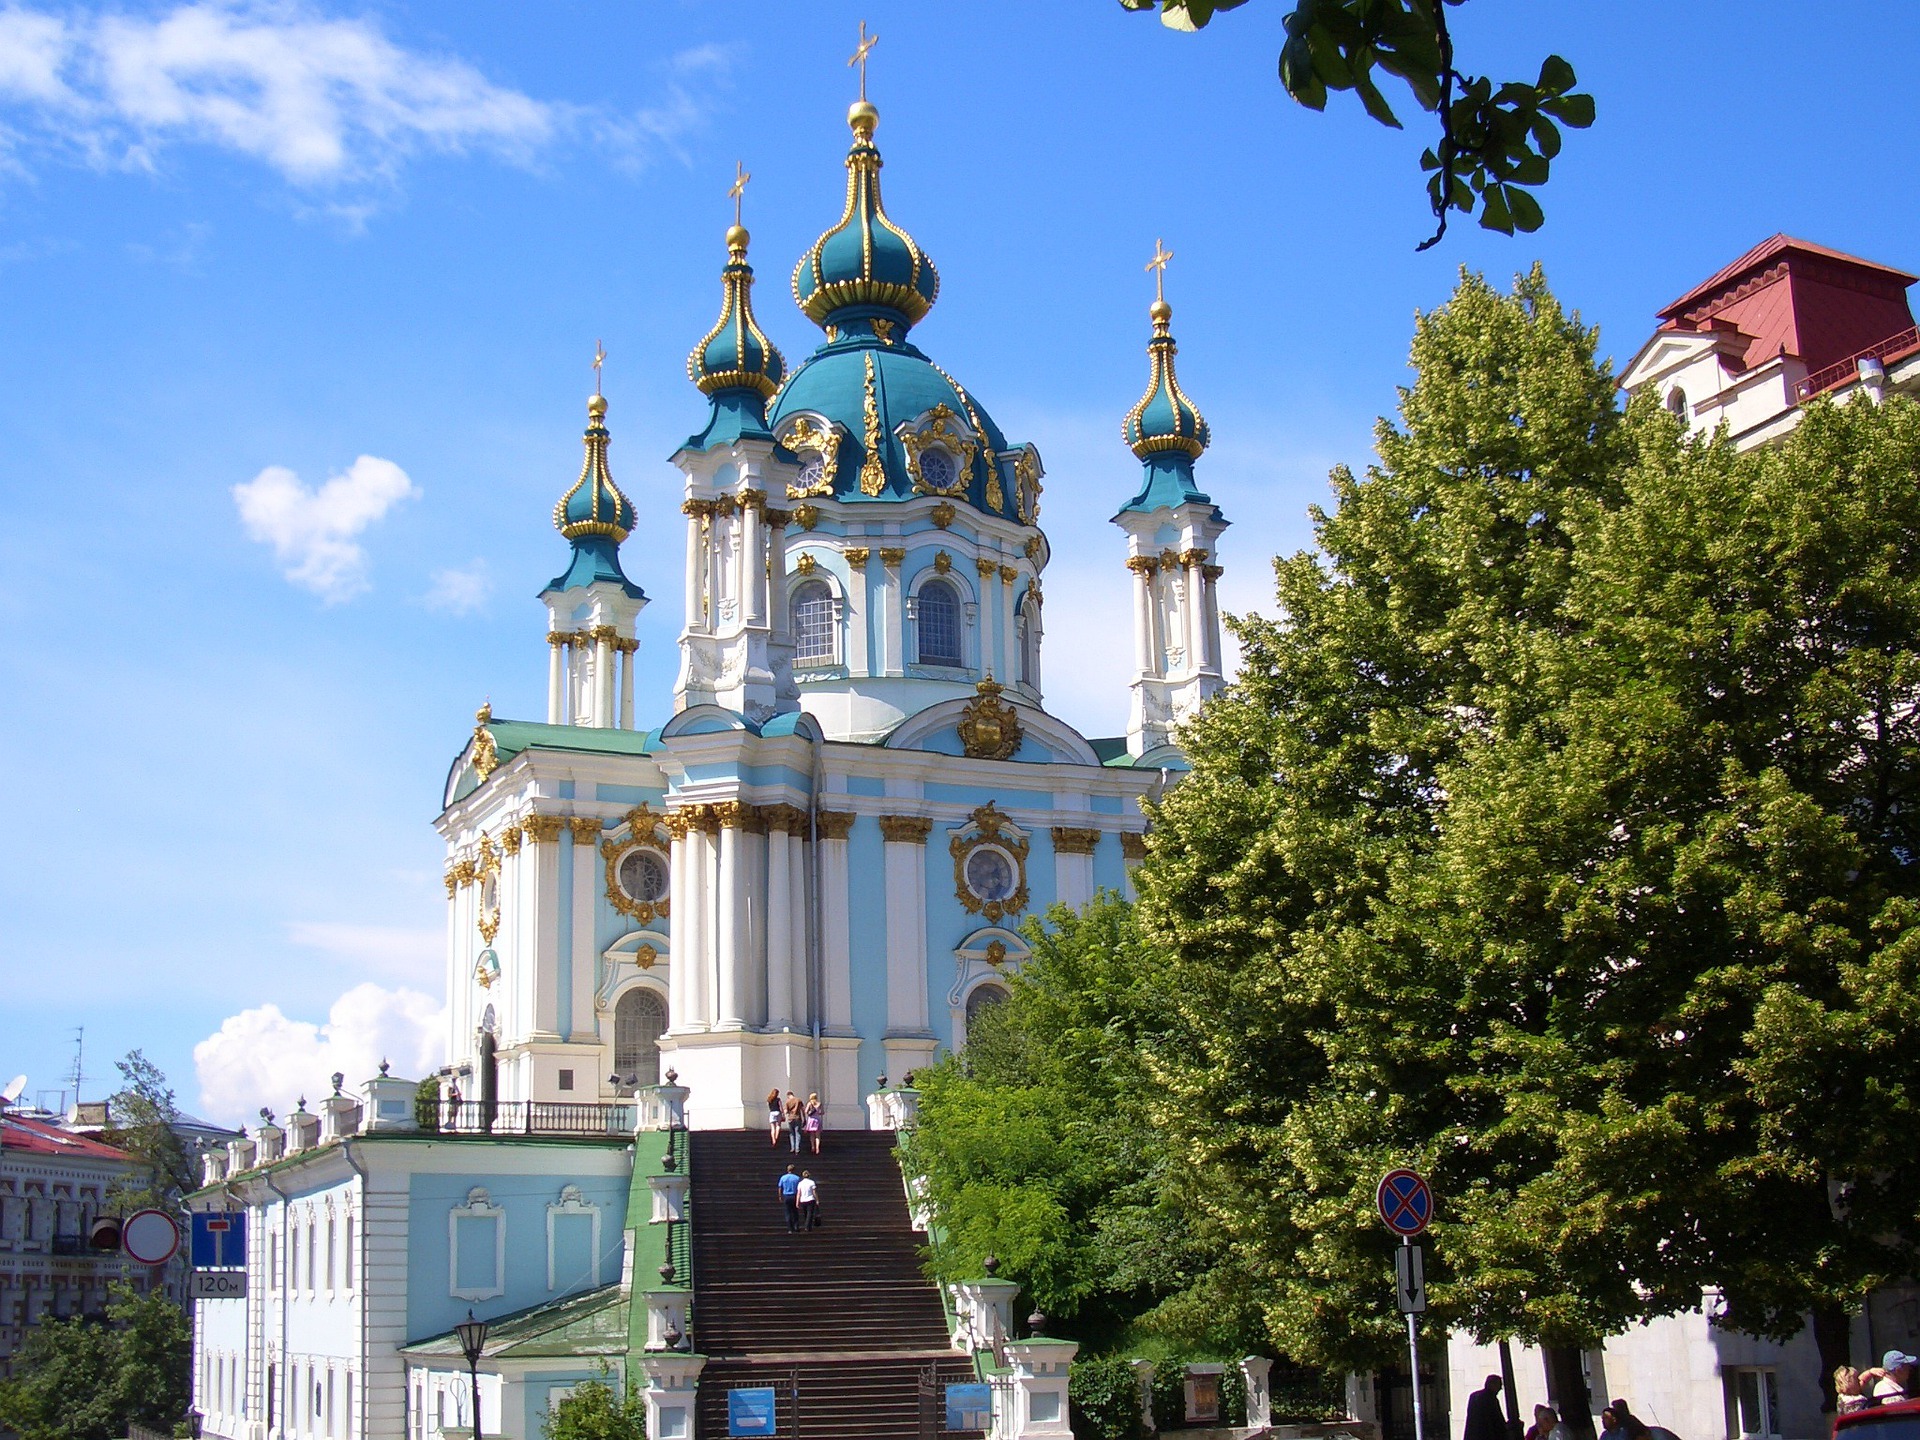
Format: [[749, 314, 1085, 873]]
[[66, 1027, 84, 1107]]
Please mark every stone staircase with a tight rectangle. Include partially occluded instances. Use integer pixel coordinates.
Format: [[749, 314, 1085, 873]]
[[688, 1129, 981, 1439]]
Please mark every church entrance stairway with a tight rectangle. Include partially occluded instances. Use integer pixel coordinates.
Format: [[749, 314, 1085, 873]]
[[687, 1129, 982, 1440]]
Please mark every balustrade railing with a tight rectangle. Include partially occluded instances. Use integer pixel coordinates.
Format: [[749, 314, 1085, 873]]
[[433, 1100, 633, 1136]]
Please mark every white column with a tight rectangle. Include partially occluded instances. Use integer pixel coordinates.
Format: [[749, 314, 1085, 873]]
[[570, 823, 598, 1042], [740, 495, 764, 626], [619, 644, 635, 730], [847, 550, 872, 676], [547, 638, 565, 724], [765, 825, 794, 1031], [684, 505, 705, 632], [881, 559, 904, 675], [682, 819, 712, 1031], [667, 829, 690, 1033], [999, 569, 1017, 681], [1130, 561, 1155, 676], [715, 818, 745, 1028], [532, 825, 563, 1036], [1200, 568, 1222, 675], [881, 820, 930, 1035], [820, 820, 853, 1031], [744, 823, 768, 1027], [768, 516, 790, 645], [594, 633, 615, 728], [788, 830, 810, 1028]]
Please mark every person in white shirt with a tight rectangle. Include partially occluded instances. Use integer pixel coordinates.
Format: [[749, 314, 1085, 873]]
[[1874, 1351, 1917, 1404], [797, 1171, 820, 1230]]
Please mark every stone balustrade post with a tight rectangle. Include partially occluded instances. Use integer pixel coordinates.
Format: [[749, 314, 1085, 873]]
[[639, 1353, 704, 1440], [1241, 1356, 1273, 1429], [359, 1068, 420, 1132], [1004, 1332, 1077, 1439], [1132, 1359, 1157, 1434], [649, 1173, 690, 1225]]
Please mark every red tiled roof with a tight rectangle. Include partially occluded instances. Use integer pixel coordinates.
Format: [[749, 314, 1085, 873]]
[[0, 1110, 139, 1161], [1653, 234, 1918, 377]]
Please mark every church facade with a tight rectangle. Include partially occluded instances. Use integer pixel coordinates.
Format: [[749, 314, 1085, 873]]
[[433, 92, 1230, 1133]]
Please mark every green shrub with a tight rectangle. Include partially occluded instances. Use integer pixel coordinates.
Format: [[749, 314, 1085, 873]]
[[413, 1074, 440, 1132], [1069, 1355, 1143, 1440]]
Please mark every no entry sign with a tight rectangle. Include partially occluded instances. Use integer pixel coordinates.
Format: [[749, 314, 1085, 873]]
[[1376, 1168, 1433, 1237], [122, 1208, 181, 1265]]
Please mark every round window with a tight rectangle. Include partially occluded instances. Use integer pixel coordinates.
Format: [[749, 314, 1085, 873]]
[[796, 455, 826, 490], [920, 448, 959, 489], [617, 848, 670, 904], [963, 846, 1017, 903]]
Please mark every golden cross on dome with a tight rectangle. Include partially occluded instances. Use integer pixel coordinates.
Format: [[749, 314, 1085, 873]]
[[849, 20, 878, 101], [592, 339, 607, 395], [730, 161, 750, 227], [1146, 238, 1174, 303]]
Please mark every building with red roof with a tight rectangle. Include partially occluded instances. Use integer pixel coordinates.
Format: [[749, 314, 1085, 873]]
[[0, 1105, 148, 1375], [1621, 234, 1920, 447]]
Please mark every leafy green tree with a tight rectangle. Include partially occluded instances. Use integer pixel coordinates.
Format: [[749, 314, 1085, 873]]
[[0, 1284, 191, 1440], [102, 1050, 193, 1212], [415, 1073, 442, 1131], [904, 893, 1259, 1354], [542, 1366, 646, 1440], [1134, 263, 1920, 1414], [1119, 0, 1593, 247]]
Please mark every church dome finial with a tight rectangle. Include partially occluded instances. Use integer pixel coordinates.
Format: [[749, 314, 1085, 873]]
[[554, 392, 636, 542], [794, 26, 938, 335], [688, 192, 787, 401], [1123, 241, 1209, 462]]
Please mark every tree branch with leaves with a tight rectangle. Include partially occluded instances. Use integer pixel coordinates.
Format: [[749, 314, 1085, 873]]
[[1120, 0, 1594, 247]]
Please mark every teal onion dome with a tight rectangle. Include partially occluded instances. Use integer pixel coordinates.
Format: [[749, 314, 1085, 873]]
[[1123, 299, 1210, 460], [554, 394, 637, 542], [793, 103, 940, 335], [689, 225, 787, 399]]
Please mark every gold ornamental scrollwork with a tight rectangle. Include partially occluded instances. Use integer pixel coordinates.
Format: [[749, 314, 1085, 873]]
[[934, 551, 953, 575], [634, 943, 659, 970], [899, 403, 976, 499], [930, 501, 956, 529], [568, 817, 602, 846], [603, 805, 673, 925], [957, 677, 1023, 761], [1051, 827, 1101, 856], [879, 815, 934, 844], [501, 827, 522, 856], [794, 504, 820, 531], [782, 417, 841, 499], [471, 703, 499, 783], [1120, 832, 1149, 861], [521, 814, 568, 845], [949, 802, 1030, 924], [975, 556, 998, 578], [845, 546, 871, 566], [879, 547, 905, 568], [473, 836, 502, 945], [859, 353, 887, 497], [815, 810, 857, 840], [985, 939, 1008, 966], [1015, 447, 1043, 525]]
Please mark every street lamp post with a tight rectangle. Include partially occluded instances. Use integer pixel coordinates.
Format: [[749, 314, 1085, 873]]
[[455, 1310, 489, 1440]]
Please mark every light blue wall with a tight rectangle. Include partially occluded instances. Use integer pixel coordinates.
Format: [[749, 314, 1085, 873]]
[[404, 1167, 627, 1343], [846, 819, 891, 1082]]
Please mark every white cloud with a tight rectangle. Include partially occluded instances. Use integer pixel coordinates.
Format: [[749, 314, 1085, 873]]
[[424, 560, 491, 615], [194, 981, 445, 1126], [232, 453, 415, 602], [0, 4, 728, 196], [286, 919, 442, 985]]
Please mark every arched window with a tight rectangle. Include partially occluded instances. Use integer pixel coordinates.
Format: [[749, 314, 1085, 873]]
[[791, 579, 837, 666], [917, 578, 963, 668], [613, 989, 667, 1093], [1017, 591, 1040, 690], [1666, 386, 1689, 420], [965, 984, 1007, 1043]]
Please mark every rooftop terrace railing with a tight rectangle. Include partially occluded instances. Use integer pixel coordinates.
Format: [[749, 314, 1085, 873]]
[[434, 1099, 634, 1137]]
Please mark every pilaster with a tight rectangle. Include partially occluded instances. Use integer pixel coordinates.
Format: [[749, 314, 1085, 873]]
[[879, 814, 933, 1051], [568, 818, 600, 1041]]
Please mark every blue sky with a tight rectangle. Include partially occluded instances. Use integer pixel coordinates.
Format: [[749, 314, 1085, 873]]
[[3, 0, 1916, 1123]]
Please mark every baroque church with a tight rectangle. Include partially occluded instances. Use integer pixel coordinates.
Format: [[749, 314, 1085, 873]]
[[434, 87, 1230, 1132]]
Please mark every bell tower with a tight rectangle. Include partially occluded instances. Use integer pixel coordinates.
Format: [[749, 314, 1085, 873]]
[[1113, 245, 1227, 757]]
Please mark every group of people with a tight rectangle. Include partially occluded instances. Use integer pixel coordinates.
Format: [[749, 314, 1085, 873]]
[[1465, 1377, 1669, 1440], [1836, 1350, 1919, 1411], [776, 1165, 822, 1232], [767, 1088, 823, 1153]]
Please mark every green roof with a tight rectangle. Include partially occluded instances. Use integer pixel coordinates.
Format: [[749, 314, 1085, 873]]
[[488, 719, 657, 762], [403, 1284, 628, 1360]]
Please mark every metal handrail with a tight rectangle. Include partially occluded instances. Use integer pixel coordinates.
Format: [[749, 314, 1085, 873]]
[[1796, 325, 1920, 399]]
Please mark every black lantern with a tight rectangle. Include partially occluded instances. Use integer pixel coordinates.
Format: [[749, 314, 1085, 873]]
[[187, 1408, 204, 1439], [454, 1309, 489, 1438]]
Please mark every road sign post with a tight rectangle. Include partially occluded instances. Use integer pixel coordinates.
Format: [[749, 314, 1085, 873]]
[[1377, 1171, 1434, 1440]]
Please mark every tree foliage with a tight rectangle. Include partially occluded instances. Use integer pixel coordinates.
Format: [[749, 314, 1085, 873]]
[[903, 893, 1260, 1354], [0, 1284, 191, 1440], [102, 1050, 193, 1213], [1131, 263, 1920, 1388], [1118, 0, 1593, 248], [542, 1366, 647, 1440]]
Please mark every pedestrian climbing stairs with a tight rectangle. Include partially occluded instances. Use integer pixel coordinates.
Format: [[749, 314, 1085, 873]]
[[688, 1129, 981, 1440]]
